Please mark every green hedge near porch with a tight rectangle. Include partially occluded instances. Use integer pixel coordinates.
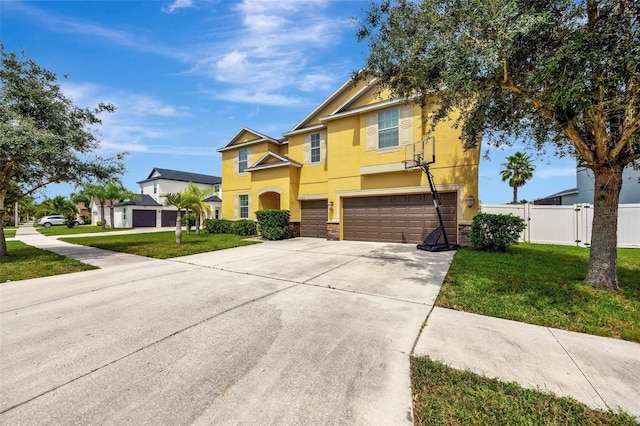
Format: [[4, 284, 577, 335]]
[[256, 210, 290, 240]]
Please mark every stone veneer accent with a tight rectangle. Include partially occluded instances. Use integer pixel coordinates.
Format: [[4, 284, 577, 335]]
[[458, 223, 472, 246], [326, 222, 340, 241], [288, 221, 301, 238]]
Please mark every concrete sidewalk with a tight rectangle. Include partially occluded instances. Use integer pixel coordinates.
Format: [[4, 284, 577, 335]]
[[13, 222, 158, 268], [414, 306, 640, 419]]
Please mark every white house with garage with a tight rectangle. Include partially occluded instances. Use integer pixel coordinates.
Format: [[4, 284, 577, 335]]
[[91, 168, 222, 228]]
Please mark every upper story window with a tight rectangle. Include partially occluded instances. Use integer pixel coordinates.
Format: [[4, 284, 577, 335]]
[[238, 149, 248, 174], [153, 183, 158, 194], [310, 133, 321, 163], [378, 108, 399, 149], [214, 184, 220, 193]]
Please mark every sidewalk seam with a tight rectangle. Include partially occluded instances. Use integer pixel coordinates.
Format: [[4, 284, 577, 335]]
[[546, 327, 609, 410]]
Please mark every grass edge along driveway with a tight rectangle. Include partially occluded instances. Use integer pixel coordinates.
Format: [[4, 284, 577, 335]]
[[436, 243, 640, 343], [60, 231, 260, 259]]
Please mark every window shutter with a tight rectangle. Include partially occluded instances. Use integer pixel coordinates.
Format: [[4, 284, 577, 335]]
[[247, 195, 252, 219], [320, 133, 327, 163], [303, 134, 311, 164], [366, 113, 377, 151], [234, 155, 239, 176], [233, 195, 238, 219], [399, 105, 413, 145], [246, 149, 252, 169]]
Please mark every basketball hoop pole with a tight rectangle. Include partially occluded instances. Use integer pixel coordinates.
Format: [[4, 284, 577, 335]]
[[404, 137, 458, 251]]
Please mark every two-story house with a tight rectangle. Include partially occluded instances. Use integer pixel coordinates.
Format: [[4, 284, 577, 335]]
[[217, 78, 480, 245], [93, 168, 222, 228]]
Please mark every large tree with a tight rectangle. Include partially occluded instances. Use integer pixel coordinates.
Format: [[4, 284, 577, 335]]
[[0, 45, 126, 256], [357, 0, 639, 289], [500, 152, 535, 203]]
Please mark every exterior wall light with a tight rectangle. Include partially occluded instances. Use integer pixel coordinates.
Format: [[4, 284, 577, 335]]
[[328, 201, 334, 210], [466, 194, 475, 207]]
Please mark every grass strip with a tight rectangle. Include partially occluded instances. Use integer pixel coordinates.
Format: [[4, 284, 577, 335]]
[[37, 226, 130, 236], [3, 227, 16, 238], [411, 356, 638, 425], [437, 244, 640, 342], [0, 241, 97, 282], [60, 231, 260, 259]]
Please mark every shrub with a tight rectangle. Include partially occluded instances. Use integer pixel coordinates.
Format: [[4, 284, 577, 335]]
[[470, 213, 526, 252], [255, 209, 290, 240], [232, 219, 257, 236], [205, 218, 233, 234]]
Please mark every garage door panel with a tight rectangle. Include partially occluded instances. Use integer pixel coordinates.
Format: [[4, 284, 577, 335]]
[[132, 210, 156, 228], [301, 200, 327, 238], [343, 193, 457, 244]]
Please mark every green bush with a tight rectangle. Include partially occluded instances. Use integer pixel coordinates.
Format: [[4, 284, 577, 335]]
[[255, 210, 290, 240], [205, 218, 233, 234], [470, 213, 526, 252], [232, 219, 257, 236]]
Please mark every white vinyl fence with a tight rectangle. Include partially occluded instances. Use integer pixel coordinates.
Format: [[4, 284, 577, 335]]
[[480, 203, 640, 248]]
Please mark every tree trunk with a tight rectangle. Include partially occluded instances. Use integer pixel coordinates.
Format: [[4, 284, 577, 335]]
[[0, 196, 6, 258], [195, 215, 201, 237], [100, 203, 106, 230], [175, 209, 182, 244], [512, 186, 518, 204], [110, 206, 116, 229], [584, 163, 623, 289]]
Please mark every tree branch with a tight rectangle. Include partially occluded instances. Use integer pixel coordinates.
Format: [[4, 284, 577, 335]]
[[611, 113, 640, 160]]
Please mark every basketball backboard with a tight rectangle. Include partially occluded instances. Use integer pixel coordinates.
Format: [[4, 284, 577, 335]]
[[403, 136, 435, 169]]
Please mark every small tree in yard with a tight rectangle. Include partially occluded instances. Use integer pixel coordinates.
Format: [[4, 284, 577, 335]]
[[0, 45, 125, 256], [357, 0, 639, 289], [184, 182, 213, 237], [77, 181, 138, 230], [163, 192, 191, 244]]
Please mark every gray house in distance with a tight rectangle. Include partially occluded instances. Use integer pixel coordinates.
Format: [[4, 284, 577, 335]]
[[537, 166, 640, 205]]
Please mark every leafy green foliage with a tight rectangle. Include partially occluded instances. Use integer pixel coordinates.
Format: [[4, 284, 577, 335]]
[[255, 210, 290, 240], [356, 0, 640, 288], [470, 213, 526, 252], [231, 219, 257, 236], [205, 219, 233, 234], [437, 244, 640, 342], [500, 152, 535, 204], [411, 356, 638, 425]]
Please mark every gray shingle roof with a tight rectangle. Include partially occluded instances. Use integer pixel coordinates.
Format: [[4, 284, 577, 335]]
[[203, 195, 222, 202], [114, 194, 162, 207], [137, 168, 221, 185]]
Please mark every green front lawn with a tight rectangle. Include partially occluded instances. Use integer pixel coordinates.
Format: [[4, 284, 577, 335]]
[[412, 356, 637, 425], [437, 244, 640, 342], [37, 226, 130, 236], [61, 231, 260, 259], [3, 227, 16, 238], [0, 241, 97, 282]]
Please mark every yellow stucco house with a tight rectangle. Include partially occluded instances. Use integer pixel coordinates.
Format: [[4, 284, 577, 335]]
[[217, 78, 479, 245]]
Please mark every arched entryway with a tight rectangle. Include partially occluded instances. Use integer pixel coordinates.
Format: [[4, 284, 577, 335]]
[[259, 190, 281, 210]]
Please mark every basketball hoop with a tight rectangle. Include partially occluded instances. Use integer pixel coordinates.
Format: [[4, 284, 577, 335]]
[[402, 159, 420, 170]]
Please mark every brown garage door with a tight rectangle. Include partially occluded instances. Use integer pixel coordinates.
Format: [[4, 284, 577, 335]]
[[301, 200, 327, 238], [132, 210, 156, 227], [161, 210, 179, 227], [343, 193, 457, 244]]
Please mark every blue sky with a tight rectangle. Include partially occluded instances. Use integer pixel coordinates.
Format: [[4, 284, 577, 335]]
[[2, 0, 578, 204]]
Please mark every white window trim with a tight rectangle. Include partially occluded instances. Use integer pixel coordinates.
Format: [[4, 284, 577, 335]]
[[303, 131, 326, 165]]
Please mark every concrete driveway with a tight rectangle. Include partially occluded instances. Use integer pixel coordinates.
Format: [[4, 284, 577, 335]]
[[0, 238, 454, 425]]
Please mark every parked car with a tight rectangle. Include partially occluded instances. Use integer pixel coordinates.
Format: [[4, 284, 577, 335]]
[[37, 215, 83, 228]]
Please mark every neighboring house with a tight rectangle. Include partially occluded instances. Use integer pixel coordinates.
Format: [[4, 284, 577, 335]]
[[90, 168, 222, 228], [537, 166, 640, 205], [217, 78, 480, 245]]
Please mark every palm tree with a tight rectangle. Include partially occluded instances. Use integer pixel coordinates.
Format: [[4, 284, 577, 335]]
[[500, 152, 535, 204], [78, 181, 139, 229], [184, 182, 213, 237], [163, 192, 189, 244]]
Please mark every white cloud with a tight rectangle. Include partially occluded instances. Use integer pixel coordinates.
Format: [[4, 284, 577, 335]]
[[162, 0, 195, 13], [215, 89, 301, 106]]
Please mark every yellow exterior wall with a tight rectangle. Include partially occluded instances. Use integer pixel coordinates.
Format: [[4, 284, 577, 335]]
[[218, 79, 480, 241]]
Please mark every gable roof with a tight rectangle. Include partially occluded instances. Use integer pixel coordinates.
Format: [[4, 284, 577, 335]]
[[245, 151, 302, 172], [203, 195, 222, 202], [137, 168, 221, 185], [217, 127, 286, 152], [114, 194, 162, 207]]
